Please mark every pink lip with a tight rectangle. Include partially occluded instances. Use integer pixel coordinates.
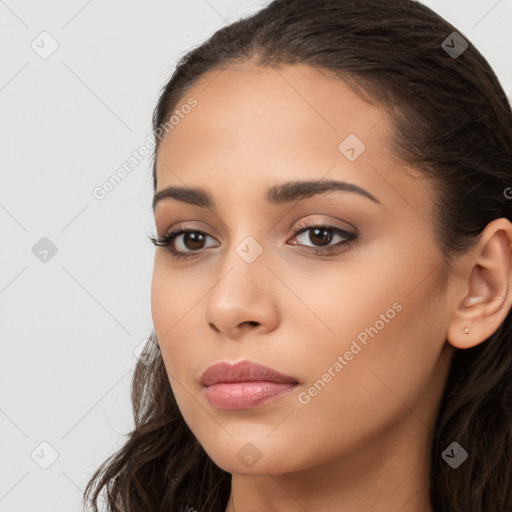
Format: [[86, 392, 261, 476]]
[[200, 360, 298, 386], [200, 360, 299, 410]]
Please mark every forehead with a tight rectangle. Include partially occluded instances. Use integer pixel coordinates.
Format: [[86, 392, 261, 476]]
[[154, 62, 434, 219], [157, 62, 391, 165]]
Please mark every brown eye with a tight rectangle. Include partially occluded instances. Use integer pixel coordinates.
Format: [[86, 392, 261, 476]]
[[150, 228, 219, 260], [180, 232, 207, 250], [288, 222, 357, 254]]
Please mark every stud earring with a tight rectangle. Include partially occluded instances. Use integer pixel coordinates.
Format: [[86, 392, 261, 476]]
[[464, 327, 469, 334]]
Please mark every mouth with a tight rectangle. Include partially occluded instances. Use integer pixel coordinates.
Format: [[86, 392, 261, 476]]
[[200, 359, 299, 386], [200, 359, 300, 410], [204, 381, 299, 410]]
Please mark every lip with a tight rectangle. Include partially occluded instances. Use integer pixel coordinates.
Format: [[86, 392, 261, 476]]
[[200, 360, 300, 410], [200, 360, 299, 386]]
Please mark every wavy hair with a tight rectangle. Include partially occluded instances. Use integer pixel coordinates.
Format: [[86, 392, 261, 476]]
[[83, 0, 512, 510]]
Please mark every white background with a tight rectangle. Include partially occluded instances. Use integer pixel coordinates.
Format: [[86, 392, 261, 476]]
[[1, 1, 511, 510]]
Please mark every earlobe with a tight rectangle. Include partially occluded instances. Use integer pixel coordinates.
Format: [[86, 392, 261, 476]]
[[446, 218, 512, 350], [447, 286, 492, 350]]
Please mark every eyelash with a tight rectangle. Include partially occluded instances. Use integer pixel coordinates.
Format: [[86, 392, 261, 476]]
[[149, 221, 357, 261]]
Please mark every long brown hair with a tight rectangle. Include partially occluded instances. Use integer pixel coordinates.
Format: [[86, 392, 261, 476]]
[[83, 0, 512, 510]]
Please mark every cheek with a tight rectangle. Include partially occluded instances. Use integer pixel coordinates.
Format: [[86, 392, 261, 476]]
[[150, 257, 192, 333], [275, 304, 442, 472], [283, 254, 402, 368], [282, 254, 446, 445], [301, 235, 446, 377], [150, 258, 215, 388], [150, 261, 196, 368]]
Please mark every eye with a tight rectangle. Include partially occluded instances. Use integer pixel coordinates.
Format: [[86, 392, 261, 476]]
[[288, 221, 357, 255], [149, 228, 219, 260], [149, 221, 358, 260]]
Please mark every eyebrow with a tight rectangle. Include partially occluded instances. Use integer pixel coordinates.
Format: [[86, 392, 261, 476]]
[[152, 179, 381, 211]]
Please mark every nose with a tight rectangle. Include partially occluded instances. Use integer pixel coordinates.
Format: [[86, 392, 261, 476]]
[[203, 255, 280, 339]]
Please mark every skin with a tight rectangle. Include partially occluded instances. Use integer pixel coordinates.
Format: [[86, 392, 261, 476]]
[[151, 62, 512, 512]]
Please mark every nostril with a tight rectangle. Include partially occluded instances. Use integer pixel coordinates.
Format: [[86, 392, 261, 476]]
[[208, 322, 220, 332]]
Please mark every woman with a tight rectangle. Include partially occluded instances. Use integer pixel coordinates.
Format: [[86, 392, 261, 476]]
[[83, 0, 512, 510]]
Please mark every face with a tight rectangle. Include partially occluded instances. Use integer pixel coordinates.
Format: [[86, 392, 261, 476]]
[[151, 62, 455, 477]]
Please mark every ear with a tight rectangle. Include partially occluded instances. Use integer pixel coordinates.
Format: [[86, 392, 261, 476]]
[[447, 217, 512, 349]]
